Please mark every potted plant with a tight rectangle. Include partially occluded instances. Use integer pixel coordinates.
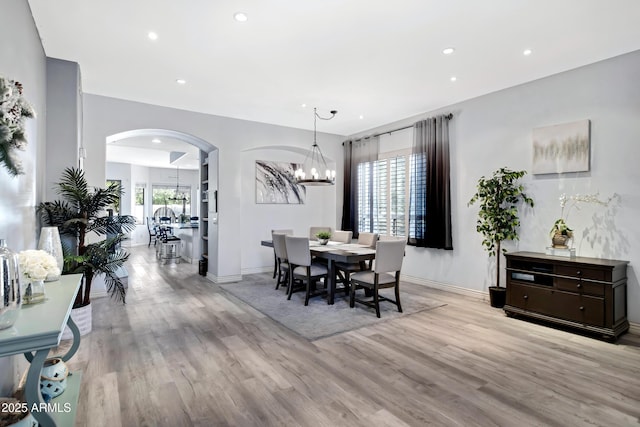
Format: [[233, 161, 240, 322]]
[[468, 167, 534, 307], [37, 167, 136, 334], [316, 231, 331, 245], [550, 218, 573, 248]]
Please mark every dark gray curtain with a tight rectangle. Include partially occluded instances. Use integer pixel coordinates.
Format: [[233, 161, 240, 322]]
[[341, 141, 355, 232], [408, 115, 453, 249], [340, 137, 378, 237]]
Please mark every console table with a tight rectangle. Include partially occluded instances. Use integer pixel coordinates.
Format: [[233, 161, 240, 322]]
[[504, 252, 629, 340], [0, 274, 83, 426]]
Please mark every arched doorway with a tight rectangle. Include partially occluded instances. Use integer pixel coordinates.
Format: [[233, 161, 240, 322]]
[[106, 128, 218, 278]]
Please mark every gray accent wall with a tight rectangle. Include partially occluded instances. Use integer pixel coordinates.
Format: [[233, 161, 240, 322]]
[[0, 0, 47, 398], [45, 57, 82, 201], [348, 50, 640, 323]]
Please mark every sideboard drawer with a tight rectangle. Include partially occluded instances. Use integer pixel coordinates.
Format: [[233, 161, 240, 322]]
[[556, 265, 608, 282], [555, 278, 605, 296], [551, 291, 604, 326], [508, 283, 554, 316]]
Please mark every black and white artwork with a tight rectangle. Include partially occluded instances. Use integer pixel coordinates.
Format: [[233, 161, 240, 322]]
[[256, 160, 305, 204], [532, 119, 590, 174]]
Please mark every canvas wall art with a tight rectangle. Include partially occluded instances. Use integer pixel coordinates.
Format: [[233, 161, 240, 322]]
[[256, 160, 305, 204], [532, 119, 590, 174]]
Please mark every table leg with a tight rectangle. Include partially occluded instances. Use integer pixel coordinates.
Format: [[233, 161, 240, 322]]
[[328, 259, 336, 305], [60, 316, 81, 362], [24, 349, 56, 427]]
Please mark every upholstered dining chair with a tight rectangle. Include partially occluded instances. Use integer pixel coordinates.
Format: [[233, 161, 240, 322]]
[[349, 238, 406, 318], [285, 236, 329, 306], [272, 232, 290, 290], [271, 229, 293, 279], [147, 217, 158, 247], [309, 226, 331, 240], [331, 230, 353, 243], [334, 232, 379, 292]]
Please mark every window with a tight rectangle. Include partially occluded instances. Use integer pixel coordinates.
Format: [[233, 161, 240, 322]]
[[106, 179, 121, 214], [134, 184, 145, 224], [152, 185, 191, 221], [357, 150, 409, 237]]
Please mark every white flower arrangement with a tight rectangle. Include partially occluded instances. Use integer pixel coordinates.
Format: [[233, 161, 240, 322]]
[[18, 249, 60, 281], [552, 192, 615, 237]]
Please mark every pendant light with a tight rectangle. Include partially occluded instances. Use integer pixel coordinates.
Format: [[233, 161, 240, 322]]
[[295, 107, 337, 186]]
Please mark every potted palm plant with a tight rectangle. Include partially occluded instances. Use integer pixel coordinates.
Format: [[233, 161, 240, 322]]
[[38, 167, 136, 334], [468, 167, 534, 307]]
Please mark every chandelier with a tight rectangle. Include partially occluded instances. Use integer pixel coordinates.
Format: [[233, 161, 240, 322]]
[[169, 166, 187, 213], [295, 107, 337, 186]]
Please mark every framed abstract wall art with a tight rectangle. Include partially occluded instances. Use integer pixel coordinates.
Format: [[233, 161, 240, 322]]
[[532, 119, 590, 175], [255, 160, 306, 204]]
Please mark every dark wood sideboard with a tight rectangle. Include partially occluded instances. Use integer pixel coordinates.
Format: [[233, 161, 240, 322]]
[[504, 251, 629, 340]]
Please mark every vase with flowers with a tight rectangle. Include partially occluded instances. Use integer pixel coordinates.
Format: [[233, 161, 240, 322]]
[[550, 192, 614, 249], [17, 249, 60, 305]]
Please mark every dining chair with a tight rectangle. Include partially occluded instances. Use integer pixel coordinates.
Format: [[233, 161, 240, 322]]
[[271, 229, 293, 278], [349, 238, 406, 318], [357, 232, 379, 248], [285, 236, 329, 305], [146, 217, 158, 247], [309, 226, 331, 240], [272, 232, 290, 290], [331, 230, 353, 243], [334, 232, 378, 292]]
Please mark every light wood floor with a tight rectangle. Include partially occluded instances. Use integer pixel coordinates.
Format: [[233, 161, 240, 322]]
[[60, 246, 640, 427]]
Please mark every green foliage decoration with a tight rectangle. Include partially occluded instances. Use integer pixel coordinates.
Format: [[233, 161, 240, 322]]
[[0, 76, 35, 176], [38, 167, 137, 307], [468, 167, 534, 287]]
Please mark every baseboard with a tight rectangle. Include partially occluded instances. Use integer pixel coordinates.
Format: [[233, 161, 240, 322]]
[[207, 272, 243, 283], [242, 266, 272, 275], [629, 322, 640, 335], [401, 274, 487, 299]]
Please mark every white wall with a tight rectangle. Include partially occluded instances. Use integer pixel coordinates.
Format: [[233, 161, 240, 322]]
[[83, 95, 343, 281], [0, 0, 47, 398], [240, 148, 337, 274], [348, 50, 640, 323]]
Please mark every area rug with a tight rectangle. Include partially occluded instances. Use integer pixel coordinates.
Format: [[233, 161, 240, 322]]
[[220, 275, 447, 340]]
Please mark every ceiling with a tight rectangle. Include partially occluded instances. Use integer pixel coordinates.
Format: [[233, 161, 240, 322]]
[[106, 136, 200, 170], [29, 0, 640, 139]]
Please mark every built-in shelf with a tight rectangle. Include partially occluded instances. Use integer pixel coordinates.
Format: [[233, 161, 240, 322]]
[[202, 236, 209, 241], [202, 199, 208, 203], [203, 217, 209, 221], [202, 253, 208, 259], [202, 179, 208, 185]]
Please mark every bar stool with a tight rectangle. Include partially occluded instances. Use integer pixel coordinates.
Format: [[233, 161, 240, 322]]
[[157, 235, 181, 264]]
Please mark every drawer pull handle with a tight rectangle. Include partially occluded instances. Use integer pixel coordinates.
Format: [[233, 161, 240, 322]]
[[576, 270, 582, 276], [576, 283, 582, 289], [523, 295, 528, 300], [579, 306, 584, 311]]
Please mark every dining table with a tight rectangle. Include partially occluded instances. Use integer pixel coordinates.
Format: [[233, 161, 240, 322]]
[[261, 239, 376, 304]]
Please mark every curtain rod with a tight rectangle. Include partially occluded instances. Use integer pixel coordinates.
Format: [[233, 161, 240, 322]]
[[343, 113, 453, 144]]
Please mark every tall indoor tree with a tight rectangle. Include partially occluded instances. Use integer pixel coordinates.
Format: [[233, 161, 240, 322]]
[[38, 167, 136, 307]]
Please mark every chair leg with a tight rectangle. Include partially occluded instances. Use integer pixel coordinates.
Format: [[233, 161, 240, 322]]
[[304, 273, 311, 306], [349, 281, 356, 308], [273, 251, 278, 279], [373, 284, 381, 318], [395, 281, 403, 313], [287, 271, 294, 300]]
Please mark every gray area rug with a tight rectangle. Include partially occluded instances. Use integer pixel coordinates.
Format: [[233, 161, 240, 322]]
[[220, 275, 447, 340]]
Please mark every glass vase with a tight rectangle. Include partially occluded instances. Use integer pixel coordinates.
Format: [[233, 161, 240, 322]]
[[38, 226, 64, 281], [0, 239, 22, 330], [23, 279, 46, 305]]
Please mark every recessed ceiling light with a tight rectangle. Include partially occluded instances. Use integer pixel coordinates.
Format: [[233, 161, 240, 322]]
[[442, 47, 455, 55], [450, 76, 457, 82], [152, 138, 161, 144], [148, 31, 158, 41], [523, 49, 533, 56], [301, 103, 307, 108], [176, 79, 186, 85], [234, 12, 248, 22], [359, 115, 364, 120]]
